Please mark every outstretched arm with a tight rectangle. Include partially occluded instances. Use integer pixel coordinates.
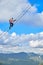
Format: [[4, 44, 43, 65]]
[[14, 19, 16, 22]]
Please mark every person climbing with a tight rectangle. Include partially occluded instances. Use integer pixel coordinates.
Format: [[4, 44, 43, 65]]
[[9, 17, 16, 29]]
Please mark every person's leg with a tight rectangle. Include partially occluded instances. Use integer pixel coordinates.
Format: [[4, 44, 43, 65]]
[[9, 23, 13, 29], [11, 23, 13, 27]]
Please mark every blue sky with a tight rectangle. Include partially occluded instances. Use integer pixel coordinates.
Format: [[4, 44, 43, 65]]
[[0, 22, 43, 34], [29, 0, 43, 12], [0, 0, 43, 54]]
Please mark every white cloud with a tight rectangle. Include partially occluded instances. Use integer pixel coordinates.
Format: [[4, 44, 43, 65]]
[[29, 40, 39, 47], [29, 40, 43, 48], [0, 0, 29, 21], [0, 30, 43, 54]]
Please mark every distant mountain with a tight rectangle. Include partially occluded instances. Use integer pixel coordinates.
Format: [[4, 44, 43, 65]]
[[0, 52, 43, 65], [0, 52, 43, 59], [28, 52, 39, 57], [0, 52, 28, 60]]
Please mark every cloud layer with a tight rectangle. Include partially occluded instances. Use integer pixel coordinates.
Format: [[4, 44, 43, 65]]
[[0, 30, 43, 54], [0, 0, 43, 26]]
